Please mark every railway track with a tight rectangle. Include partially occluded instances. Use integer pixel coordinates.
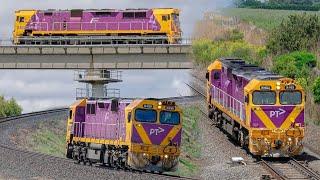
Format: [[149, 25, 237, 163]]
[[261, 158, 320, 180], [0, 107, 196, 179], [0, 108, 68, 123], [187, 75, 320, 180]]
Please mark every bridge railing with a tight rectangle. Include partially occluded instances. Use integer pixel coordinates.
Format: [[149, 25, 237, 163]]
[[76, 88, 121, 100], [0, 36, 192, 45], [74, 70, 122, 82]]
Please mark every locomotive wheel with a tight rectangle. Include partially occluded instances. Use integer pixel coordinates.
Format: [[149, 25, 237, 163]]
[[208, 108, 214, 119]]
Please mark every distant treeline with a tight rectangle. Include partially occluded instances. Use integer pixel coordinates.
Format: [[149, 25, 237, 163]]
[[235, 0, 320, 11]]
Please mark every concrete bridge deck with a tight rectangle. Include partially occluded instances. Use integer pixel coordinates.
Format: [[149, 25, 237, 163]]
[[0, 44, 192, 69]]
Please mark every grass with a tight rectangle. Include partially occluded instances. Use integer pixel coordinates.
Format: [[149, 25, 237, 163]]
[[28, 120, 66, 157], [223, 8, 320, 31], [173, 105, 201, 177]]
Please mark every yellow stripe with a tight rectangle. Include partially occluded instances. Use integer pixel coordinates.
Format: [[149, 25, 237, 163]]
[[160, 126, 181, 146], [280, 107, 303, 129], [253, 109, 276, 129], [134, 124, 152, 144]]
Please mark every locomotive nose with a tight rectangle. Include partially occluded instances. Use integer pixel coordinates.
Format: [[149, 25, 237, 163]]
[[275, 140, 283, 149]]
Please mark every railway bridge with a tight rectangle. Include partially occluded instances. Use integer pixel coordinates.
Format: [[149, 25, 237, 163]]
[[0, 38, 192, 69]]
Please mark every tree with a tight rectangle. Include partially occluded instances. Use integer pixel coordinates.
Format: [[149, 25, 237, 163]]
[[0, 96, 22, 117]]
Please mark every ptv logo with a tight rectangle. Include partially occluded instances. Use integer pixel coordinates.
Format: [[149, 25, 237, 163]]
[[269, 108, 286, 118], [150, 127, 165, 136]]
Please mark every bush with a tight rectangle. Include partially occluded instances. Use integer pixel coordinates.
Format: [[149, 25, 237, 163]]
[[272, 51, 317, 79], [0, 96, 22, 117], [272, 51, 316, 78], [267, 13, 320, 54], [313, 77, 320, 104], [192, 39, 266, 65]]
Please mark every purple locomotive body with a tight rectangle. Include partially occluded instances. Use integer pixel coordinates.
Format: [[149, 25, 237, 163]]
[[14, 8, 181, 44], [207, 58, 305, 157], [25, 10, 161, 32], [66, 98, 182, 171], [73, 99, 131, 140]]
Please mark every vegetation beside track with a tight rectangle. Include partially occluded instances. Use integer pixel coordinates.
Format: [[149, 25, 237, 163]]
[[193, 9, 320, 125], [26, 119, 65, 157], [174, 105, 201, 177], [223, 8, 320, 31]]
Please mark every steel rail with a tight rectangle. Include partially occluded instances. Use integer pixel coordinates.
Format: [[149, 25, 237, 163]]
[[289, 158, 320, 180], [0, 108, 68, 123]]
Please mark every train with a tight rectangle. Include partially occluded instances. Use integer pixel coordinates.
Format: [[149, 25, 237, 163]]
[[13, 8, 181, 44], [206, 58, 305, 157], [65, 98, 182, 172]]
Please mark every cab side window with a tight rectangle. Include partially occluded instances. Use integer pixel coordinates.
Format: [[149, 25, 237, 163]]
[[69, 110, 73, 119], [19, 17, 25, 22]]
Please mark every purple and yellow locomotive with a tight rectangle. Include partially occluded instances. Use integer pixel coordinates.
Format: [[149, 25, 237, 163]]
[[66, 98, 182, 172], [13, 8, 181, 44], [206, 58, 305, 157]]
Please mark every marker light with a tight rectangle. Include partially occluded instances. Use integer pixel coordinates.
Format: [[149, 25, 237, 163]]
[[276, 86, 281, 90], [158, 106, 162, 109], [276, 82, 281, 86]]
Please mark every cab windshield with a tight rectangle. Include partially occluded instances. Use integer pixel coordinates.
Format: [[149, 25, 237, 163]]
[[160, 111, 180, 125], [135, 109, 157, 123], [253, 91, 276, 105], [280, 91, 302, 105], [172, 13, 180, 28]]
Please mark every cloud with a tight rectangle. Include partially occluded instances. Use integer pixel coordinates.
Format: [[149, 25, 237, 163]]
[[0, 70, 191, 113], [0, 1, 234, 112]]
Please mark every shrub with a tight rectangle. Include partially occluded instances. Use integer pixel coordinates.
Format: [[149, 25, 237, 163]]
[[272, 51, 317, 79], [267, 13, 320, 54], [192, 39, 265, 65], [313, 77, 320, 104]]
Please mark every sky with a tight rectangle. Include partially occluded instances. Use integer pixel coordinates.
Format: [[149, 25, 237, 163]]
[[0, 0, 232, 113]]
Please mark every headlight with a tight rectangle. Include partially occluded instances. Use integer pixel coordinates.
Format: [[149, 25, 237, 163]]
[[288, 138, 292, 142], [143, 153, 147, 157], [164, 154, 169, 159]]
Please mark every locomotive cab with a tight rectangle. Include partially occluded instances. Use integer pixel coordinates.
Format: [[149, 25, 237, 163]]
[[13, 10, 36, 43], [126, 99, 182, 171], [245, 78, 305, 157]]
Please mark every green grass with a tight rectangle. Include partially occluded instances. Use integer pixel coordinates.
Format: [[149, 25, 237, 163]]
[[28, 120, 66, 157], [173, 105, 201, 177], [223, 8, 320, 31]]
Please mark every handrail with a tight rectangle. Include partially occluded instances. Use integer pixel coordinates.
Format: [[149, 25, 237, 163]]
[[211, 84, 245, 121]]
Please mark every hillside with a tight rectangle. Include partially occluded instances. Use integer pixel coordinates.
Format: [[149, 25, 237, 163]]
[[222, 8, 320, 31]]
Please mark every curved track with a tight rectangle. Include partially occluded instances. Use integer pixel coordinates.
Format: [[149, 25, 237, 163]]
[[0, 106, 196, 179], [187, 74, 320, 180]]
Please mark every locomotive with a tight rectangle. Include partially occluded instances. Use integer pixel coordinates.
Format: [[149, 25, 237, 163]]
[[65, 98, 182, 172], [206, 58, 305, 157], [13, 8, 181, 44]]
